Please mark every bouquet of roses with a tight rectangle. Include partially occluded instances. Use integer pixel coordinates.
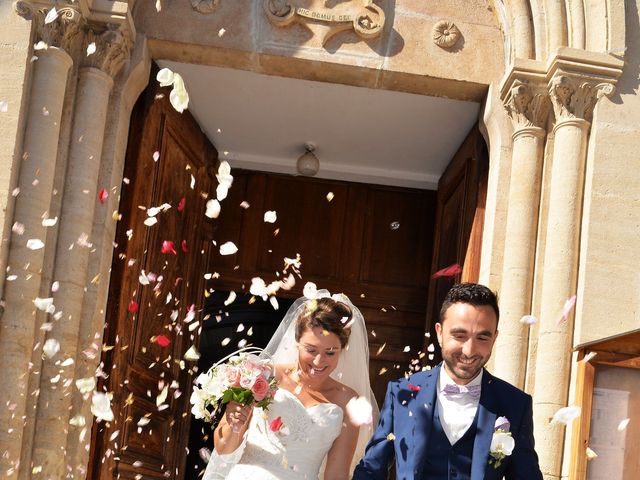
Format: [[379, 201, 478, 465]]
[[190, 347, 277, 423]]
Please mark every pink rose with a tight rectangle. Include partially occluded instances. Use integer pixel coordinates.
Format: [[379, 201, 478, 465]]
[[225, 366, 241, 387], [251, 375, 270, 401]]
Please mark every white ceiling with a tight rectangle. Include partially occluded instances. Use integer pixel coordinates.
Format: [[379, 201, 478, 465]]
[[158, 60, 481, 190]]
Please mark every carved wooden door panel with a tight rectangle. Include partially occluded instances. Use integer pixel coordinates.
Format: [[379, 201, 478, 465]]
[[88, 69, 215, 479], [424, 126, 489, 359]]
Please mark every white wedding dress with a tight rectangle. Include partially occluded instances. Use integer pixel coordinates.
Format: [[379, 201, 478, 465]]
[[203, 388, 343, 480]]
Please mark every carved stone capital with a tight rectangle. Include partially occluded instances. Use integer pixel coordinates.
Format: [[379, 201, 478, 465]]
[[191, 0, 220, 14], [14, 1, 83, 53], [548, 75, 615, 123], [82, 24, 132, 78], [503, 79, 550, 130], [263, 0, 385, 45]]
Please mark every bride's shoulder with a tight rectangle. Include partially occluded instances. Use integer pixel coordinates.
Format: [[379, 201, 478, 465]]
[[328, 379, 358, 408]]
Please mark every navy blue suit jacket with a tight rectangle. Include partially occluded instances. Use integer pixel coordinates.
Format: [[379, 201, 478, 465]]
[[353, 364, 543, 480]]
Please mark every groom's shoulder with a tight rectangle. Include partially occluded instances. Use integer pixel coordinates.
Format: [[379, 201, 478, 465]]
[[486, 370, 532, 402]]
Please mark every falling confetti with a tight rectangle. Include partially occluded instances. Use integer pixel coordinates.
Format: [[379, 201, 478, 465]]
[[86, 42, 96, 56], [44, 7, 58, 24], [0, 100, 8, 112], [153, 151, 160, 162], [408, 383, 421, 392], [75, 377, 96, 394], [558, 295, 577, 325], [264, 211, 277, 223], [91, 392, 114, 422], [156, 68, 189, 113], [617, 418, 630, 431], [551, 405, 581, 425], [205, 199, 221, 219], [128, 300, 139, 313], [26, 238, 45, 250], [303, 282, 318, 300], [43, 338, 60, 358], [218, 28, 226, 37], [155, 0, 161, 12], [216, 161, 233, 200], [161, 240, 177, 255], [177, 197, 186, 212], [154, 335, 171, 347], [98, 188, 108, 204], [184, 345, 201, 361], [519, 315, 537, 325], [224, 291, 236, 306], [219, 241, 238, 256], [34, 41, 48, 51], [387, 433, 396, 441], [42, 217, 57, 227], [326, 191, 334, 202], [585, 447, 597, 460], [432, 263, 462, 279], [33, 297, 55, 313]]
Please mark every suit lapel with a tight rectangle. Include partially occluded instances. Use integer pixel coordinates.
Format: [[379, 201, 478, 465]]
[[471, 369, 499, 480], [412, 365, 439, 479]]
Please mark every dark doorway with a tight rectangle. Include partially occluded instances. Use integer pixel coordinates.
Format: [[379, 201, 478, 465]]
[[184, 291, 294, 478]]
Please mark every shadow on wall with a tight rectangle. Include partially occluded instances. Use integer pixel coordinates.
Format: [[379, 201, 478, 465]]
[[184, 291, 294, 478]]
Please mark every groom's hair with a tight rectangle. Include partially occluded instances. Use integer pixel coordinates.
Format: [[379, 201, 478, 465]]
[[440, 283, 500, 326], [296, 298, 353, 348]]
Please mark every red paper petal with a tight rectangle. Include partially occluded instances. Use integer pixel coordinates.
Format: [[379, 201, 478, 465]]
[[155, 335, 171, 347], [128, 300, 139, 313], [98, 188, 108, 204], [408, 383, 421, 392], [269, 416, 283, 432], [181, 240, 188, 253], [431, 263, 463, 279], [177, 197, 186, 212], [175, 277, 183, 287], [161, 240, 177, 255]]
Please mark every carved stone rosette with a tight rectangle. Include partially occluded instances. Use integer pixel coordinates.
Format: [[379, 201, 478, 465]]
[[191, 0, 220, 14], [504, 80, 550, 130], [82, 25, 132, 78], [549, 75, 615, 123], [432, 20, 461, 49], [264, 0, 385, 44], [13, 1, 82, 52]]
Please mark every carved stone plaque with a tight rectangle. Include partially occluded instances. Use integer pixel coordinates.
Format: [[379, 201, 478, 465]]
[[264, 0, 385, 44]]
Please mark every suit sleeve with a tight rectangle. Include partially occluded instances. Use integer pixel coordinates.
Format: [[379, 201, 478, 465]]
[[352, 381, 397, 480], [505, 395, 543, 480]]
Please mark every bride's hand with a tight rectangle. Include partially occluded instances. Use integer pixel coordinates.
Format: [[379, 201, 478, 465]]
[[225, 401, 252, 433]]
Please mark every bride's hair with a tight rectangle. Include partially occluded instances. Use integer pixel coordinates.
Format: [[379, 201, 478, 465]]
[[295, 297, 353, 348]]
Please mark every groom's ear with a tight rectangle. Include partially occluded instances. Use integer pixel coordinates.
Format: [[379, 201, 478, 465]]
[[435, 322, 443, 345]]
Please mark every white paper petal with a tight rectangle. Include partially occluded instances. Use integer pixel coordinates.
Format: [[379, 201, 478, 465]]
[[144, 216, 158, 227], [26, 238, 45, 250], [346, 396, 373, 426], [44, 7, 59, 24], [76, 377, 96, 394], [216, 183, 229, 201], [33, 297, 54, 312], [205, 199, 221, 219], [224, 291, 236, 306], [155, 0, 162, 12], [91, 392, 114, 422], [86, 42, 96, 56], [520, 314, 538, 325], [0, 100, 8, 113], [156, 68, 175, 87], [303, 282, 318, 300], [552, 405, 581, 425], [184, 345, 201, 361], [264, 211, 277, 223], [617, 418, 630, 431], [219, 241, 238, 256], [43, 338, 60, 358], [156, 386, 169, 406], [42, 217, 58, 227]]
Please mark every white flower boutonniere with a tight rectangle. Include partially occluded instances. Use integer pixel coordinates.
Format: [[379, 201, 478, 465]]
[[489, 416, 514, 469]]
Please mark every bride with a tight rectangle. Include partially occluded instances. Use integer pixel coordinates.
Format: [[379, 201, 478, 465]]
[[203, 292, 378, 479]]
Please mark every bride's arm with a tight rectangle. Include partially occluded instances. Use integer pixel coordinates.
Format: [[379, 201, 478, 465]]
[[213, 401, 253, 454], [323, 417, 359, 480]]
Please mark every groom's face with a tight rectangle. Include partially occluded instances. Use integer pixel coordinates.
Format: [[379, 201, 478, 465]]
[[435, 303, 498, 385]]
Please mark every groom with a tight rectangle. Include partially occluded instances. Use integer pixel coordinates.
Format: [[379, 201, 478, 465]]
[[353, 283, 543, 480]]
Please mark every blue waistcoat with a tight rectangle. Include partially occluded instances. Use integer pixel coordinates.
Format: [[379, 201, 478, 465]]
[[421, 400, 478, 480]]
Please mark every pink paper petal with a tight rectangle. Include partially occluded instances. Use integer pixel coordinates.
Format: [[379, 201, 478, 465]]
[[432, 263, 462, 279]]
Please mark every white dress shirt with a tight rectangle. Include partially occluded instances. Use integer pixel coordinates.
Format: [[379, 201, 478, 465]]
[[436, 367, 483, 445]]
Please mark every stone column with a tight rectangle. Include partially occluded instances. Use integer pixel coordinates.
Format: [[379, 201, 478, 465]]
[[29, 26, 131, 478], [0, 4, 80, 477], [532, 72, 616, 479], [492, 76, 549, 388]]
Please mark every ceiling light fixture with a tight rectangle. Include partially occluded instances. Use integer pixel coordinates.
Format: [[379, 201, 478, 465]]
[[296, 142, 320, 176]]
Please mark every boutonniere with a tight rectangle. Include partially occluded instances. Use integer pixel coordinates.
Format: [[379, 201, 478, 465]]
[[489, 416, 514, 468]]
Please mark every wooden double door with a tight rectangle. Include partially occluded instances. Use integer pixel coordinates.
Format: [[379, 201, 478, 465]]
[[89, 68, 488, 479]]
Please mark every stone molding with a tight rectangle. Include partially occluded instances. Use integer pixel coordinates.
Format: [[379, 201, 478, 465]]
[[82, 24, 132, 78], [263, 0, 385, 45], [14, 1, 82, 52], [432, 20, 461, 49], [503, 79, 550, 130], [191, 0, 220, 14]]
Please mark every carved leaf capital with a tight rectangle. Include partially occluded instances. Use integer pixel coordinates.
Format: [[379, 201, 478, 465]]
[[191, 0, 220, 14], [82, 25, 133, 78], [503, 80, 550, 130], [549, 75, 615, 123], [14, 1, 83, 52]]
